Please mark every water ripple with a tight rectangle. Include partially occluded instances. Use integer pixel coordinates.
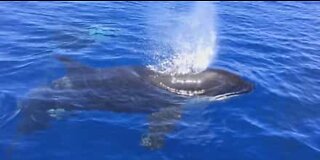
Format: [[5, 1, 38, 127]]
[[0, 1, 320, 160]]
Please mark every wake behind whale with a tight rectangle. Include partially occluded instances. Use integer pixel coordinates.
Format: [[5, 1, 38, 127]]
[[16, 55, 253, 149]]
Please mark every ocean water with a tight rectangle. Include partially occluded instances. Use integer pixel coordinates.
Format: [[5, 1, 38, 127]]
[[0, 1, 320, 160]]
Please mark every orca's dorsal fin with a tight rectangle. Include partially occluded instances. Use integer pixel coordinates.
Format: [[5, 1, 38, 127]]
[[54, 55, 93, 75]]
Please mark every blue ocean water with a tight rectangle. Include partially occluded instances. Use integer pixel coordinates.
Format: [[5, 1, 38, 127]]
[[0, 1, 320, 160]]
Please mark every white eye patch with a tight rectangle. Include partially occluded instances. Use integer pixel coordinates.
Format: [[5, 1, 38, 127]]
[[170, 77, 202, 84], [159, 82, 205, 96]]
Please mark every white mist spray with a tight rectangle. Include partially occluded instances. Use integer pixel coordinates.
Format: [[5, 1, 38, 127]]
[[147, 2, 217, 74]]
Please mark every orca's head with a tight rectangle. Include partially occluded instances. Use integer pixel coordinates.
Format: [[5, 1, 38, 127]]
[[200, 69, 253, 99], [150, 68, 253, 99]]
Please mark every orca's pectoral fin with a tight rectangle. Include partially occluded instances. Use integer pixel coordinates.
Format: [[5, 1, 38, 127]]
[[54, 54, 93, 75], [141, 106, 182, 150]]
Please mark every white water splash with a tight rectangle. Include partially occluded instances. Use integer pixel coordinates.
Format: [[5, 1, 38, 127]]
[[147, 2, 217, 74]]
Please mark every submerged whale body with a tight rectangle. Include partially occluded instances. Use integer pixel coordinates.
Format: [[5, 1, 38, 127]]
[[18, 55, 253, 149]]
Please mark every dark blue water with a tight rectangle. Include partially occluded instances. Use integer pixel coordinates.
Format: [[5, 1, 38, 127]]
[[0, 2, 320, 160]]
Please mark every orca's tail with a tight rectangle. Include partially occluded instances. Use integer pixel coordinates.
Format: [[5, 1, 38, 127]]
[[0, 92, 20, 129]]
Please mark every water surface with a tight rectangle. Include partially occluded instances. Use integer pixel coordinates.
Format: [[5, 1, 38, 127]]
[[0, 2, 319, 160]]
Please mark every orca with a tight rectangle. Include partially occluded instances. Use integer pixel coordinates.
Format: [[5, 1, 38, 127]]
[[17, 55, 253, 149]]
